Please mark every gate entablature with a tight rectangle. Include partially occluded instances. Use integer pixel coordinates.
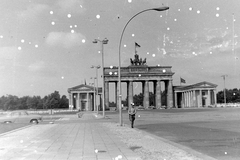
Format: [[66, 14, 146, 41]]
[[104, 65, 174, 82]]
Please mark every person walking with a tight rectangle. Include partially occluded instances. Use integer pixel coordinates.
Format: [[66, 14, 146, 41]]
[[128, 102, 137, 128]]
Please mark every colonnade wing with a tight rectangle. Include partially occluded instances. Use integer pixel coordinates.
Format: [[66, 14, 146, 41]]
[[174, 81, 218, 108]]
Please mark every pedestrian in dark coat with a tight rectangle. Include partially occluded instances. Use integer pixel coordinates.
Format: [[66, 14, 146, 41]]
[[128, 102, 137, 128]]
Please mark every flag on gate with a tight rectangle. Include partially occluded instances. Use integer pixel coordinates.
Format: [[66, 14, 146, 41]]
[[135, 42, 141, 54], [180, 77, 186, 84], [135, 42, 141, 48]]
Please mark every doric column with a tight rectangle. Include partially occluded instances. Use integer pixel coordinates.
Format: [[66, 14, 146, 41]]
[[87, 92, 89, 111], [167, 80, 173, 108], [128, 80, 134, 109], [105, 81, 109, 110], [214, 89, 217, 106], [199, 90, 202, 107], [77, 93, 80, 110], [207, 90, 210, 106], [182, 92, 185, 108], [68, 93, 72, 109], [143, 80, 149, 108], [115, 82, 118, 110], [190, 91, 193, 107], [174, 92, 178, 108], [193, 90, 196, 107], [155, 80, 161, 109]]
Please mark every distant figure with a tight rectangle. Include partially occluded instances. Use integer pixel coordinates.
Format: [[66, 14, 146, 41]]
[[128, 102, 137, 128]]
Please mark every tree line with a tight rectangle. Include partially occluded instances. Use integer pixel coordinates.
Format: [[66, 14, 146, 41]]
[[0, 91, 69, 111], [1, 88, 240, 111], [120, 88, 240, 107]]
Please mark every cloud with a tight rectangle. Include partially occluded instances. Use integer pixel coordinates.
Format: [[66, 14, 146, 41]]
[[0, 46, 19, 60], [45, 32, 86, 48], [56, 0, 86, 14], [28, 61, 58, 77], [28, 61, 45, 72], [18, 3, 49, 20]]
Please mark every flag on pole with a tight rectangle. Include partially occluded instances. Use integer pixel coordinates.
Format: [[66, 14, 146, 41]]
[[135, 42, 141, 48], [180, 77, 186, 84], [135, 42, 141, 54]]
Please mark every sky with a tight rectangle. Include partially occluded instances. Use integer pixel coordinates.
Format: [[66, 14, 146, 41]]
[[0, 0, 240, 99]]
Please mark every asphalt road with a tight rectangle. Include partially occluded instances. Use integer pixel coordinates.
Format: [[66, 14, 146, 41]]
[[104, 108, 240, 160]]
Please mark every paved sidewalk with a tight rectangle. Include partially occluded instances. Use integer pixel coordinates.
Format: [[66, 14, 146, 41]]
[[0, 112, 216, 160], [0, 112, 140, 160]]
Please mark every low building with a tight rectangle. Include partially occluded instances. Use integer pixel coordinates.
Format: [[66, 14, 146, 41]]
[[174, 81, 218, 108], [68, 84, 102, 111]]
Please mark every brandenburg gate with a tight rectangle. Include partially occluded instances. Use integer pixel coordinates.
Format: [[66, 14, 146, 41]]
[[104, 54, 174, 109]]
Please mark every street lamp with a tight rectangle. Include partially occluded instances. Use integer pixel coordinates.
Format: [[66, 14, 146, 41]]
[[91, 65, 100, 114], [93, 38, 108, 117], [90, 77, 96, 112], [118, 6, 169, 126], [221, 75, 227, 107]]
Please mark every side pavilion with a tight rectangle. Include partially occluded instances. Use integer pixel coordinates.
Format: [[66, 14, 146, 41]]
[[174, 81, 218, 108]]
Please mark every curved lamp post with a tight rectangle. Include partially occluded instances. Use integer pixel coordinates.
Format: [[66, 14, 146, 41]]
[[91, 65, 101, 114], [118, 6, 169, 126], [93, 38, 108, 117]]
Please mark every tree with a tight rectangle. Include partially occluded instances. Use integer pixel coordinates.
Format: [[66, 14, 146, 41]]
[[59, 95, 69, 108]]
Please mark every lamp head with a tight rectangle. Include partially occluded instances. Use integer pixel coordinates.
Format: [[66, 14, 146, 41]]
[[103, 38, 108, 44], [92, 39, 98, 43], [152, 6, 169, 11]]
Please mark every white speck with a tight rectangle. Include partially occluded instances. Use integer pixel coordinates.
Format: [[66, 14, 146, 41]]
[[178, 9, 181, 11], [70, 25, 73, 28], [167, 27, 170, 30], [216, 7, 220, 10], [21, 39, 25, 43], [51, 21, 55, 25], [160, 15, 163, 18], [114, 72, 117, 75], [197, 10, 200, 14], [225, 152, 227, 154], [174, 19, 177, 21], [67, 14, 71, 18], [189, 7, 193, 11], [163, 69, 166, 73], [128, 0, 132, 3], [0, 35, 3, 38], [35, 44, 38, 48], [74, 25, 77, 27], [96, 15, 100, 19], [95, 149, 98, 153], [139, 74, 141, 77], [110, 65, 113, 69], [138, 115, 140, 117], [147, 52, 149, 54], [132, 34, 135, 37], [18, 46, 22, 50], [71, 30, 74, 33], [82, 39, 86, 43], [216, 13, 219, 17], [50, 11, 53, 14], [124, 44, 127, 47], [29, 42, 31, 45], [152, 54, 155, 57], [80, 5, 83, 8], [118, 155, 122, 159], [20, 140, 23, 143], [109, 72, 112, 75], [61, 76, 64, 79]]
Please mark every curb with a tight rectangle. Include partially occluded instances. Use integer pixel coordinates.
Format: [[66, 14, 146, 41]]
[[0, 124, 33, 137]]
